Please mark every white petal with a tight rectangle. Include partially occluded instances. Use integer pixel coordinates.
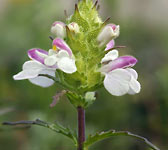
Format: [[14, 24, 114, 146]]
[[128, 76, 141, 95], [13, 61, 44, 80], [48, 49, 57, 56], [23, 60, 45, 70], [126, 68, 138, 79], [97, 26, 114, 47], [68, 22, 80, 33], [57, 50, 69, 58], [44, 55, 58, 66], [101, 50, 119, 63], [104, 69, 131, 96], [13, 70, 40, 80], [97, 25, 120, 47], [114, 25, 120, 37], [57, 57, 77, 74], [29, 69, 55, 87], [51, 24, 66, 38]]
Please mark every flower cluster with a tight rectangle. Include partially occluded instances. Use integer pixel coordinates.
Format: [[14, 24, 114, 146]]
[[13, 0, 140, 97]]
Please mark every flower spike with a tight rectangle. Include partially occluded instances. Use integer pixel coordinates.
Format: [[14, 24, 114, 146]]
[[14, 0, 141, 97]]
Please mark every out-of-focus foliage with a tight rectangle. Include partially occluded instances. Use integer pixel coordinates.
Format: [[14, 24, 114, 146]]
[[0, 0, 168, 150]]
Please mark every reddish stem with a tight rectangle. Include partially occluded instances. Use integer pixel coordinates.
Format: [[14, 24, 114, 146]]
[[77, 106, 85, 150]]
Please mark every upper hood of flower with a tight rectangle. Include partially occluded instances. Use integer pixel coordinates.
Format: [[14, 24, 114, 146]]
[[52, 38, 72, 56], [101, 55, 137, 73], [28, 49, 48, 65], [51, 21, 66, 39]]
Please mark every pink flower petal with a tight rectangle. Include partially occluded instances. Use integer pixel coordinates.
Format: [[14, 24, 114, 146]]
[[53, 38, 72, 56], [105, 40, 115, 51], [28, 49, 48, 64], [107, 24, 117, 30], [52, 21, 65, 27], [101, 56, 137, 73]]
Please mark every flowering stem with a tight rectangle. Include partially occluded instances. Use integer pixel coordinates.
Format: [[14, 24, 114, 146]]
[[77, 106, 85, 150]]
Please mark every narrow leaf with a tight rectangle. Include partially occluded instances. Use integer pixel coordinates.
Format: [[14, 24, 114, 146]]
[[84, 130, 160, 150], [2, 119, 78, 146]]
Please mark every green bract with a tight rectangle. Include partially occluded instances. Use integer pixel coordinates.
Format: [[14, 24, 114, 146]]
[[59, 0, 106, 95]]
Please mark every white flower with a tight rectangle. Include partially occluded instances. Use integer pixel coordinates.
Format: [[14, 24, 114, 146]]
[[13, 60, 56, 87], [101, 50, 141, 96], [44, 49, 77, 74], [13, 38, 77, 87]]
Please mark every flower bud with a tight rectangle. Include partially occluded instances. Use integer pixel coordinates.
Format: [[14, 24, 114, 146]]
[[97, 24, 120, 47], [68, 22, 80, 33], [51, 21, 66, 39]]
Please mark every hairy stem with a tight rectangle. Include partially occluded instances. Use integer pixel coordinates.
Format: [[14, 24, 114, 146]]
[[78, 107, 85, 150]]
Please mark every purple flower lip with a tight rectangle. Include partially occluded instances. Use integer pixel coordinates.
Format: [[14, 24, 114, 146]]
[[101, 56, 138, 73], [28, 49, 48, 64], [107, 24, 117, 30], [52, 38, 72, 56]]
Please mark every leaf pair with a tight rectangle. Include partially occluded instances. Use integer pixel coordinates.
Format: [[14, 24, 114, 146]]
[[2, 119, 160, 150]]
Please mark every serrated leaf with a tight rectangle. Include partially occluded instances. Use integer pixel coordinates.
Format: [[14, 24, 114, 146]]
[[84, 130, 160, 150]]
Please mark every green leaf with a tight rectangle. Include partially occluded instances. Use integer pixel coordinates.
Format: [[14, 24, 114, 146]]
[[84, 130, 160, 150], [2, 119, 78, 146]]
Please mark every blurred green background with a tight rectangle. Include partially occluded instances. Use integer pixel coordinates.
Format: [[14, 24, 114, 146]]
[[0, 0, 168, 149]]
